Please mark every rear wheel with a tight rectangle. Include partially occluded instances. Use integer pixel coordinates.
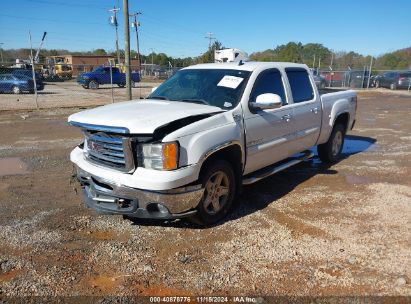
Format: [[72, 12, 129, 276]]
[[88, 80, 99, 90], [318, 124, 345, 163], [190, 160, 236, 226], [118, 83, 125, 88], [12, 86, 21, 94]]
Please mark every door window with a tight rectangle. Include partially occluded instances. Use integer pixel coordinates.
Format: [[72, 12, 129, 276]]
[[251, 70, 287, 105], [285, 68, 314, 103]]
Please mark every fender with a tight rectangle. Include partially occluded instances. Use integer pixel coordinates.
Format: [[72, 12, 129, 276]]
[[329, 98, 350, 128]]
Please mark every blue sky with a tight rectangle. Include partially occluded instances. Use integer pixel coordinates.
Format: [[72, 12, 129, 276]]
[[0, 0, 410, 58]]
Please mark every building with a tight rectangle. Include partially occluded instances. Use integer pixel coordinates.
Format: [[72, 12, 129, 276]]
[[45, 55, 140, 76]]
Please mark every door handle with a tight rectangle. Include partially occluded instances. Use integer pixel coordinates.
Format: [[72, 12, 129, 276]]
[[310, 107, 319, 114], [281, 114, 292, 122]]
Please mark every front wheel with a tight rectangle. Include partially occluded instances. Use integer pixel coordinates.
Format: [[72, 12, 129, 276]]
[[317, 124, 345, 163], [88, 80, 99, 90], [190, 160, 236, 226]]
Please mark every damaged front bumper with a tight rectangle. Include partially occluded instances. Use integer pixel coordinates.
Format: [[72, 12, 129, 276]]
[[75, 166, 203, 219]]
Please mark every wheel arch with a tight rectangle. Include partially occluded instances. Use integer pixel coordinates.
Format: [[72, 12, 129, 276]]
[[333, 112, 350, 133], [198, 142, 243, 186]]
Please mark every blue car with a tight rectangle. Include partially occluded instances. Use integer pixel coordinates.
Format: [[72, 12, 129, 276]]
[[0, 74, 44, 94], [77, 66, 140, 89]]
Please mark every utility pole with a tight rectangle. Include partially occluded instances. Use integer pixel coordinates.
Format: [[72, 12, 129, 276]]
[[123, 0, 132, 100], [150, 48, 154, 75], [205, 32, 215, 63], [0, 43, 4, 64], [109, 6, 121, 65], [130, 12, 142, 71]]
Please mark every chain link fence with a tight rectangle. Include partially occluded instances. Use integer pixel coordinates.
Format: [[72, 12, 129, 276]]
[[1, 62, 409, 111], [316, 69, 411, 90], [0, 62, 168, 111]]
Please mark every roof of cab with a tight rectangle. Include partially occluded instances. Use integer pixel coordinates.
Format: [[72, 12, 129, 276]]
[[183, 61, 308, 72]]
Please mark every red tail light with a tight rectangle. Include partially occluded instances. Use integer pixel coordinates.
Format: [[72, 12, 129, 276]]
[[399, 77, 405, 80]]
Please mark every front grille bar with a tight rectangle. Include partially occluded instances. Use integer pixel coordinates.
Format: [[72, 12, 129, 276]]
[[84, 132, 135, 172]]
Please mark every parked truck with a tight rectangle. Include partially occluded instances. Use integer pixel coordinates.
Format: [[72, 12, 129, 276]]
[[69, 61, 357, 226], [77, 66, 140, 89]]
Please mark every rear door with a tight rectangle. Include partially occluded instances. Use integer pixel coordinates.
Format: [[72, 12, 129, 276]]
[[284, 68, 322, 152], [243, 68, 298, 174]]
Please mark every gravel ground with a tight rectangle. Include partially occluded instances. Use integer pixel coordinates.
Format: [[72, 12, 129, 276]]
[[0, 91, 410, 299]]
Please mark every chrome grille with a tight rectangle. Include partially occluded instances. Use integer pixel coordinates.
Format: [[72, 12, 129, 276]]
[[84, 132, 135, 172]]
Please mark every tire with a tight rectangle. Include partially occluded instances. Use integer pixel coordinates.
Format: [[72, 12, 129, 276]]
[[12, 86, 21, 94], [375, 81, 380, 88], [317, 124, 345, 163], [82, 85, 89, 89], [190, 160, 236, 226], [88, 80, 99, 90], [390, 83, 397, 90], [118, 83, 126, 88]]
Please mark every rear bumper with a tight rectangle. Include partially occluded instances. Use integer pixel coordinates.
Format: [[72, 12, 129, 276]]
[[75, 165, 203, 219]]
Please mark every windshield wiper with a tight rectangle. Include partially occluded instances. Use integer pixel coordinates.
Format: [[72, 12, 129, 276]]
[[180, 98, 210, 106], [149, 96, 169, 100]]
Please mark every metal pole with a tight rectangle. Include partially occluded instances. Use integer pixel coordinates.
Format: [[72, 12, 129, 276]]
[[0, 43, 4, 63], [123, 0, 132, 100], [362, 65, 366, 89], [109, 60, 114, 103], [29, 31, 39, 110], [312, 54, 315, 69], [367, 57, 373, 89]]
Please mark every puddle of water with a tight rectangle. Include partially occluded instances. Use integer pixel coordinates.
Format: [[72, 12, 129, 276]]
[[0, 157, 30, 177], [343, 138, 377, 154]]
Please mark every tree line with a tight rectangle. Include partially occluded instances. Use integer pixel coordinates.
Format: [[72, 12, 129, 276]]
[[1, 41, 410, 70], [250, 42, 411, 70]]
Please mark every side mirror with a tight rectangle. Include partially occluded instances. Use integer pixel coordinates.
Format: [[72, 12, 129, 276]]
[[251, 93, 282, 110], [151, 86, 158, 93]]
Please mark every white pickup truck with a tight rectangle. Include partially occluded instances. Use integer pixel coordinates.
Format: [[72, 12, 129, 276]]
[[69, 62, 357, 225]]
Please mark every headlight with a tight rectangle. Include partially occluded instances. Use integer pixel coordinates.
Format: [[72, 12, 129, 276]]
[[137, 142, 179, 170]]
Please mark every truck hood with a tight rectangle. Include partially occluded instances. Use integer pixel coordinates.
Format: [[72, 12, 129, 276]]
[[68, 99, 224, 134]]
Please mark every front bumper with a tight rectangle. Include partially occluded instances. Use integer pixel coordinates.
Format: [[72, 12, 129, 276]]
[[75, 166, 203, 219]]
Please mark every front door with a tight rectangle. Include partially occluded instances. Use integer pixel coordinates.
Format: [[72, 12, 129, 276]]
[[243, 69, 298, 175]]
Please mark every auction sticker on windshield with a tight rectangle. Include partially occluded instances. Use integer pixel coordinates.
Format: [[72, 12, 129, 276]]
[[217, 75, 244, 89]]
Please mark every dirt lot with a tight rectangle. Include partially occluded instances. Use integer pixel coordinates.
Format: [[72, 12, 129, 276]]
[[0, 91, 410, 299]]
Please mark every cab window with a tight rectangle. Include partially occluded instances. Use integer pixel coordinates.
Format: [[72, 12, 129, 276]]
[[285, 68, 314, 103], [251, 70, 287, 105]]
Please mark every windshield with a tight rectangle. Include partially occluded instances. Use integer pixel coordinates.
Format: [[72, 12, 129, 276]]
[[149, 69, 251, 109]]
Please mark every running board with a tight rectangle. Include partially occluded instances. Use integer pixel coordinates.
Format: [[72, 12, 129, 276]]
[[242, 150, 314, 185]]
